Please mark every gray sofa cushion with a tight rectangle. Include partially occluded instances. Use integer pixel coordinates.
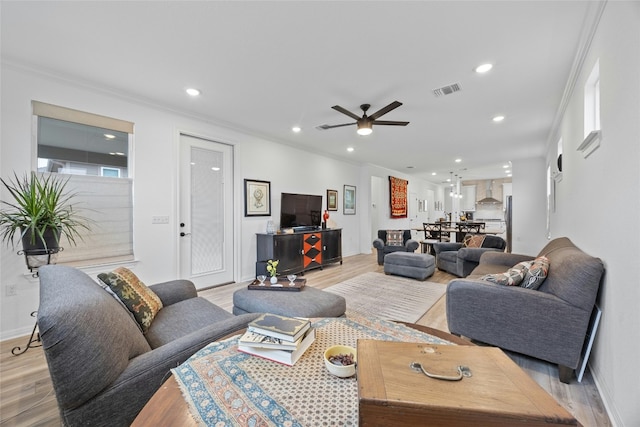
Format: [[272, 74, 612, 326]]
[[146, 297, 235, 348]]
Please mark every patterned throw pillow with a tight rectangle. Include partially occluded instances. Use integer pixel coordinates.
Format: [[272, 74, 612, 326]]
[[462, 234, 486, 248], [521, 256, 550, 290], [481, 261, 531, 286], [98, 267, 163, 333], [386, 230, 404, 246]]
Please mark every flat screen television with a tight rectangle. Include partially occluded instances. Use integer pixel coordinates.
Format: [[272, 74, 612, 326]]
[[280, 192, 323, 229]]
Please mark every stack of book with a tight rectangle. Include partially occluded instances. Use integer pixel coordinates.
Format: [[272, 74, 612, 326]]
[[238, 313, 315, 366]]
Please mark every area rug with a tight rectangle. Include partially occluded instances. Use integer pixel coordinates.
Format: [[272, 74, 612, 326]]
[[323, 271, 446, 323]]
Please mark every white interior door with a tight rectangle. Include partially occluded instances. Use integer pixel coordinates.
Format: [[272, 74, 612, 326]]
[[179, 134, 234, 288]]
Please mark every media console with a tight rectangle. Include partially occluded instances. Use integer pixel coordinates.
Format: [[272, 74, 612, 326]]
[[256, 229, 342, 276]]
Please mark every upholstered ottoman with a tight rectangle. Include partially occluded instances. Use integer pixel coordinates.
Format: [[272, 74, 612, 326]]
[[384, 252, 435, 280], [233, 286, 346, 318]]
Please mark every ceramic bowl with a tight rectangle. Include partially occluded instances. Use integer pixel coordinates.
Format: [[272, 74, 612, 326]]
[[324, 345, 357, 378]]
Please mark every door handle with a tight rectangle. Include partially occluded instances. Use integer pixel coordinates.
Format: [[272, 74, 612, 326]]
[[180, 232, 191, 237]]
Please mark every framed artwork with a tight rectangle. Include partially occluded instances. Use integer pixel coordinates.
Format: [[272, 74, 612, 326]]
[[244, 179, 271, 216], [343, 185, 356, 215], [327, 189, 338, 211]]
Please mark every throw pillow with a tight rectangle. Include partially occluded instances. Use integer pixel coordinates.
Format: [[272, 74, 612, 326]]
[[462, 234, 485, 248], [386, 230, 404, 246], [521, 256, 550, 290], [481, 261, 531, 286], [97, 267, 163, 333]]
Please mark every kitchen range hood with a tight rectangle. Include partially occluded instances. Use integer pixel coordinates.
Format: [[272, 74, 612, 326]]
[[477, 180, 502, 205]]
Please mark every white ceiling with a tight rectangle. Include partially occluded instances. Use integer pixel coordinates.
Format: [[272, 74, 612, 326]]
[[1, 1, 597, 183]]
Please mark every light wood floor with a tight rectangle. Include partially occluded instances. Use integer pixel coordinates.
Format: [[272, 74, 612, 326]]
[[0, 253, 611, 426]]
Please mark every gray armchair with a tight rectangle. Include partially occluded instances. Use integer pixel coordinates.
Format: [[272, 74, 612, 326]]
[[446, 237, 604, 383], [372, 229, 419, 265], [37, 265, 260, 426], [433, 234, 506, 277]]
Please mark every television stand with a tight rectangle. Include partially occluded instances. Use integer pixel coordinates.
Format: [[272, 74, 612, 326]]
[[256, 229, 342, 276]]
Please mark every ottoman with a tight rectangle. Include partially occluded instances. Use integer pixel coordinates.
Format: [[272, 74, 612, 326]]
[[384, 252, 435, 280], [233, 286, 346, 318]]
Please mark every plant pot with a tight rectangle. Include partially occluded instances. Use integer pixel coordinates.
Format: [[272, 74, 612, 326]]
[[270, 276, 278, 284], [21, 227, 61, 252]]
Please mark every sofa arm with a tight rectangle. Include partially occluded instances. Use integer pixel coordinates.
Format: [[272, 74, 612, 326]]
[[149, 280, 197, 306], [478, 252, 534, 267], [373, 238, 385, 250], [457, 247, 503, 263], [433, 242, 462, 254], [405, 239, 419, 252]]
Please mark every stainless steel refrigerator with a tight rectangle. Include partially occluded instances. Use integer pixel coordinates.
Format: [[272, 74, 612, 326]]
[[504, 195, 512, 253]]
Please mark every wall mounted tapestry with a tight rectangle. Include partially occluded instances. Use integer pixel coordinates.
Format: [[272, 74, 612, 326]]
[[389, 176, 408, 218]]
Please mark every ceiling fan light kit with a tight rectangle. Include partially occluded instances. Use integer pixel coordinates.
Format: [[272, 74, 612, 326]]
[[322, 101, 409, 136], [357, 122, 373, 136]]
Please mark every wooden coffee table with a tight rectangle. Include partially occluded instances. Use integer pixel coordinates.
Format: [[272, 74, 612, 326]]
[[131, 323, 470, 426]]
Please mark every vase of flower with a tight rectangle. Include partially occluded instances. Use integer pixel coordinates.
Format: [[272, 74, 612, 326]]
[[266, 259, 279, 284]]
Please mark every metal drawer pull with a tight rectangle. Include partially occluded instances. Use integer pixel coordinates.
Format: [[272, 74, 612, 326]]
[[410, 362, 472, 381]]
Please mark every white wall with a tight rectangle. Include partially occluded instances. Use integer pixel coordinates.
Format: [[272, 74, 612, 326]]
[[0, 64, 365, 339], [511, 157, 548, 255], [547, 3, 640, 425]]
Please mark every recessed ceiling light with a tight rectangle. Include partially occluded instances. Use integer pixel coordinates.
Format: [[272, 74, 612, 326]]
[[475, 63, 493, 73], [292, 126, 301, 133], [211, 167, 220, 171], [431, 172, 437, 176], [104, 134, 115, 139], [503, 164, 509, 168], [455, 158, 462, 163], [505, 169, 511, 174], [186, 88, 201, 96], [347, 147, 354, 152], [493, 115, 505, 122]]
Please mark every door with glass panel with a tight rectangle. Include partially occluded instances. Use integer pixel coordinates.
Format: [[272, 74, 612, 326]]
[[179, 134, 234, 288]]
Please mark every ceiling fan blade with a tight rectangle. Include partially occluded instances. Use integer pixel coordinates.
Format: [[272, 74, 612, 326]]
[[318, 122, 356, 130], [332, 105, 362, 121], [369, 101, 402, 120], [372, 120, 410, 126]]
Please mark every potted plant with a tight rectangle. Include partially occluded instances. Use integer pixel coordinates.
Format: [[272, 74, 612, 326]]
[[0, 172, 89, 268]]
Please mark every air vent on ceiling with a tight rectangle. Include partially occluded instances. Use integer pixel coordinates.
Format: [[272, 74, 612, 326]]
[[432, 82, 462, 97]]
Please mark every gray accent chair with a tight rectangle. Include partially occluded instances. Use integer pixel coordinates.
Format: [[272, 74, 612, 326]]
[[372, 230, 419, 265], [446, 237, 604, 383], [37, 265, 260, 427], [433, 234, 506, 277]]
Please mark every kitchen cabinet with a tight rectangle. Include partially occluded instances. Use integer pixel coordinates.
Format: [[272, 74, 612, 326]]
[[462, 185, 476, 211]]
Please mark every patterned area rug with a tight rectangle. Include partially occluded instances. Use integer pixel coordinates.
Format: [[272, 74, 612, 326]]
[[324, 271, 446, 323]]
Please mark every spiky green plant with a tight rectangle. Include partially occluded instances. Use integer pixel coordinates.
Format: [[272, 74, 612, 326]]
[[0, 172, 89, 249]]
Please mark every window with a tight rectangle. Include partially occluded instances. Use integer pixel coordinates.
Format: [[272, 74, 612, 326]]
[[579, 60, 601, 158], [33, 101, 134, 265], [584, 60, 600, 137]]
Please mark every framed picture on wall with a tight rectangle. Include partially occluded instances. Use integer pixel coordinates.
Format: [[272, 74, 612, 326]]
[[327, 189, 338, 211], [244, 179, 271, 216], [343, 185, 356, 215]]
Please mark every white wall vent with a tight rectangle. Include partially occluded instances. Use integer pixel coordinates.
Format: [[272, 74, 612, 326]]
[[432, 82, 462, 97]]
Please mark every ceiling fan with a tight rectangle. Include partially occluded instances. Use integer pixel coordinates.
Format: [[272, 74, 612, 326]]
[[318, 101, 409, 135]]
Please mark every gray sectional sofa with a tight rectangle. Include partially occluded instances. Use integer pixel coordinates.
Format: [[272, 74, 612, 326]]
[[446, 237, 604, 383], [37, 265, 260, 426]]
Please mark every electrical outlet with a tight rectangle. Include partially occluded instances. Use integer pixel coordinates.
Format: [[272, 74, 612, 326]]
[[152, 216, 170, 224], [6, 284, 17, 297]]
